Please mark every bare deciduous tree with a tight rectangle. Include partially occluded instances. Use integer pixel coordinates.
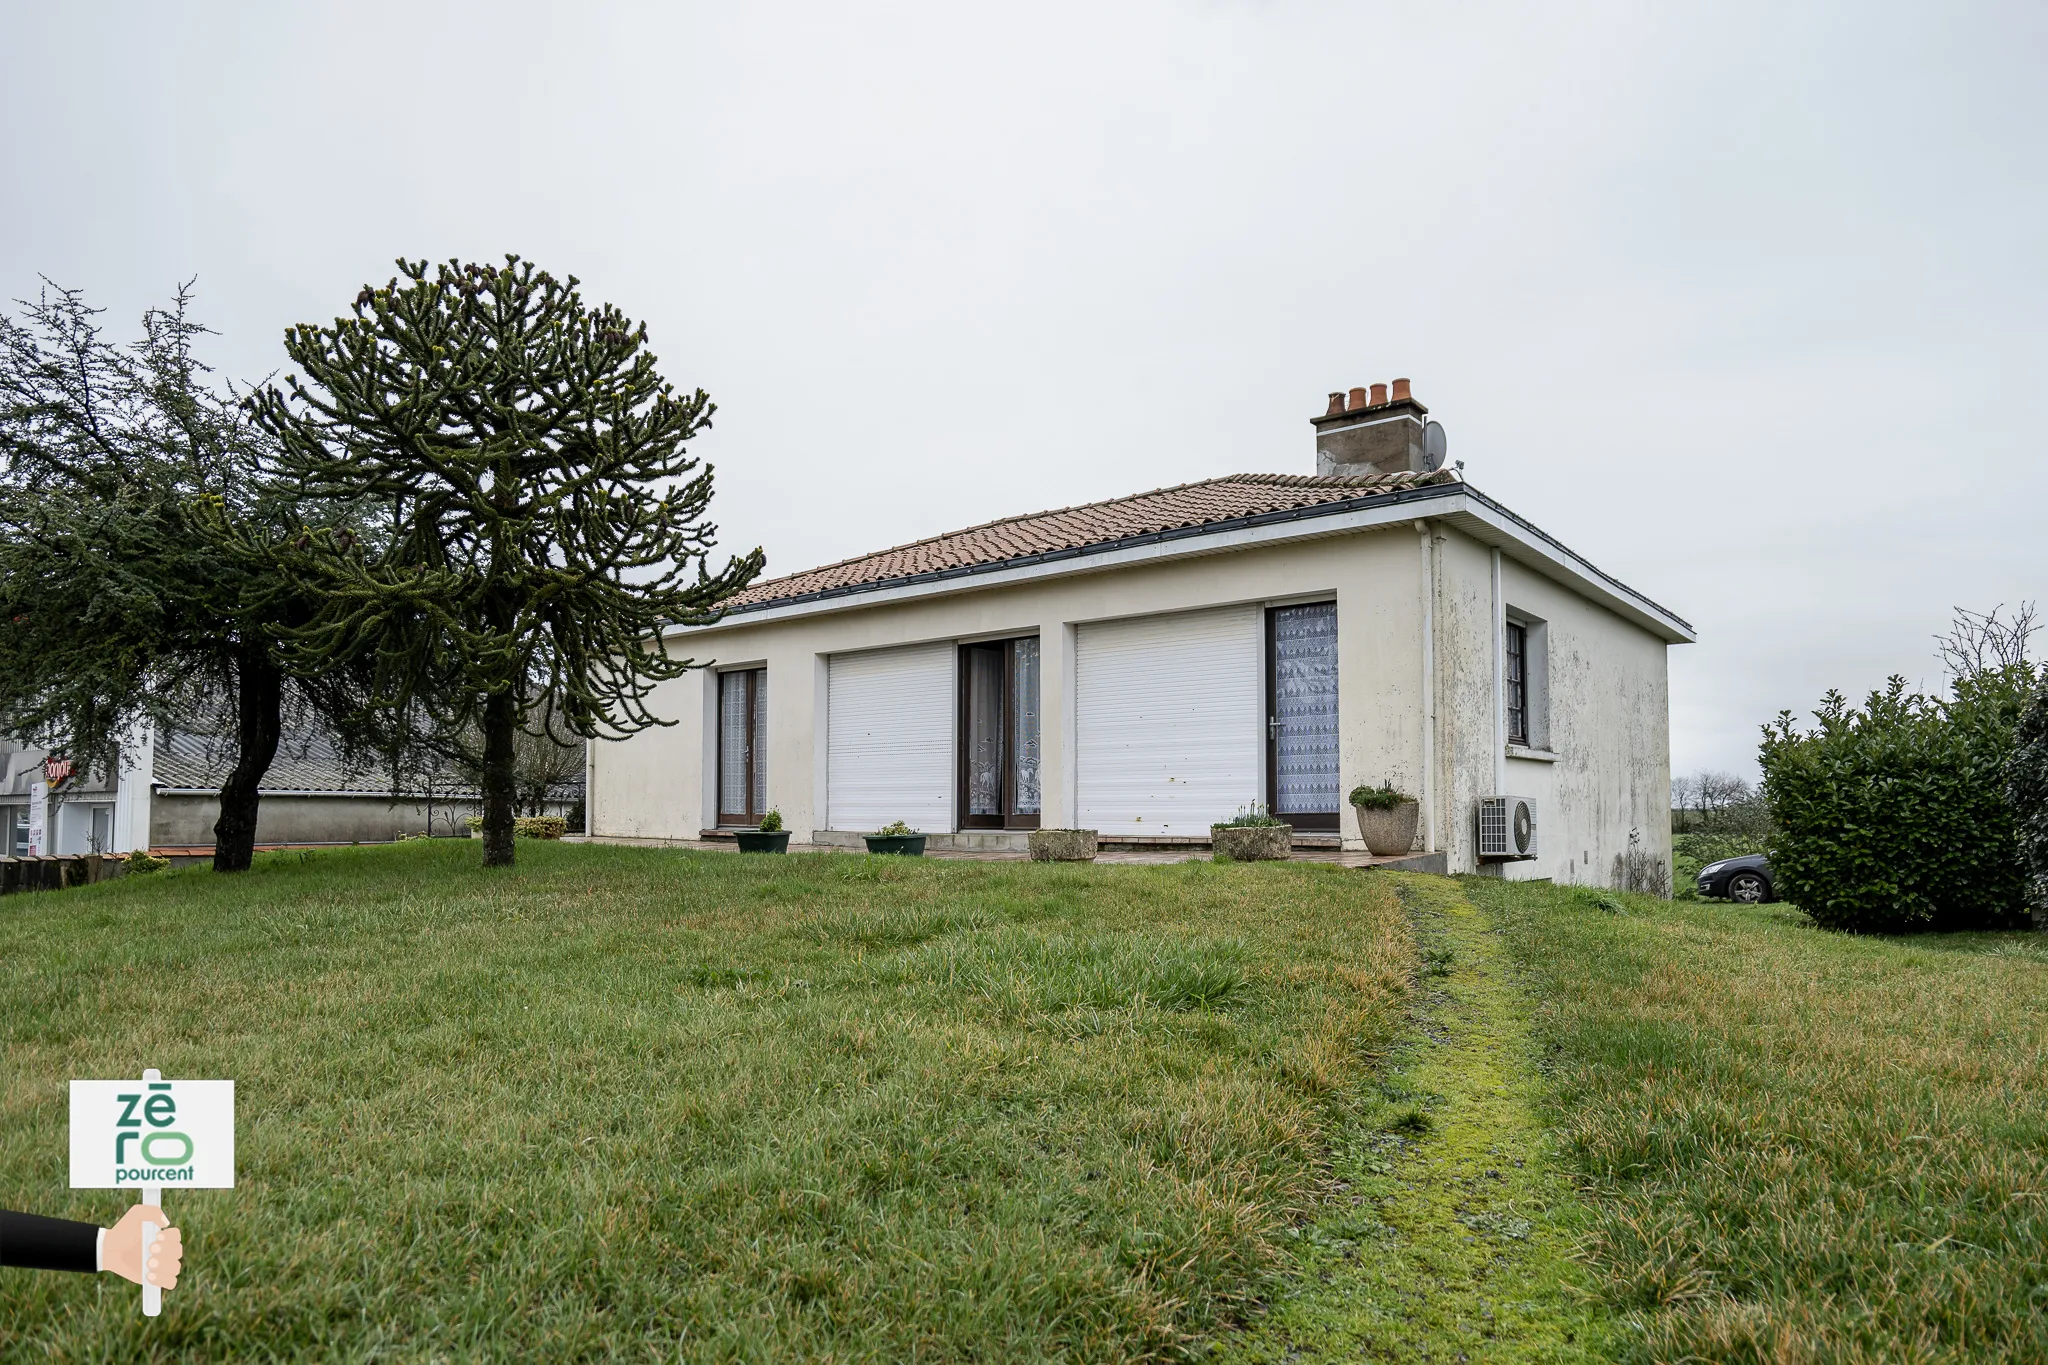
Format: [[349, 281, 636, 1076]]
[[1937, 602, 2038, 682]]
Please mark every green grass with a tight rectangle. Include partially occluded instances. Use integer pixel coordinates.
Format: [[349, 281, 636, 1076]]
[[0, 842, 1411, 1363], [1469, 877, 2048, 1363], [1218, 873, 1613, 1363]]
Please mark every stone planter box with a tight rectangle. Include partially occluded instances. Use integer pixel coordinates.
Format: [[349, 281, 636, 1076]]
[[735, 830, 790, 854], [863, 834, 927, 857], [1210, 824, 1292, 861], [1029, 829, 1099, 862], [1353, 801, 1420, 857]]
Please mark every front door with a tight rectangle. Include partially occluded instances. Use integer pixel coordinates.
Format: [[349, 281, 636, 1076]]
[[1267, 602, 1340, 831]]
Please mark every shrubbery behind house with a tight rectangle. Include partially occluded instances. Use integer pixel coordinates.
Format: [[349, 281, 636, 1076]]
[[1760, 666, 2036, 933], [2010, 681, 2048, 916]]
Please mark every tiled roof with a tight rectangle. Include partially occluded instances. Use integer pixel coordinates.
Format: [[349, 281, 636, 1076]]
[[723, 468, 1459, 611], [152, 726, 583, 801]]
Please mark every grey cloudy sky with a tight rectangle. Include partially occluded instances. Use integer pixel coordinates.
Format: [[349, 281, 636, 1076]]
[[5, 1, 2043, 780]]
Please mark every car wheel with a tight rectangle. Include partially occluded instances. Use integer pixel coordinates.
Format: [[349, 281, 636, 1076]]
[[1727, 871, 1769, 904]]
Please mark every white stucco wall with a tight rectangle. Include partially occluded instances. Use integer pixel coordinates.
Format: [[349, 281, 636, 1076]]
[[593, 528, 1433, 848]]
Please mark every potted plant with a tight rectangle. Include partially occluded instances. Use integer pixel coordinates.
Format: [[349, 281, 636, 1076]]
[[864, 820, 926, 856], [1028, 829, 1099, 862], [1350, 782, 1420, 856], [1210, 806, 1292, 861], [736, 809, 790, 854]]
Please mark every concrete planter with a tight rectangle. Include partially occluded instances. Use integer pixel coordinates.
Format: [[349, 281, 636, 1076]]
[[1028, 829, 1098, 862], [734, 830, 790, 854], [863, 834, 927, 857], [1210, 824, 1292, 861], [1353, 801, 1420, 857]]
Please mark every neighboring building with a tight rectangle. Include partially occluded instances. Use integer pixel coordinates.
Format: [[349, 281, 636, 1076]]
[[3, 724, 584, 855], [1, 740, 135, 856], [589, 381, 1694, 883]]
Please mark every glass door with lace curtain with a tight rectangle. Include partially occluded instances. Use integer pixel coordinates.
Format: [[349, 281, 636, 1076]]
[[1267, 603, 1340, 831], [957, 638, 1041, 829], [716, 668, 767, 826]]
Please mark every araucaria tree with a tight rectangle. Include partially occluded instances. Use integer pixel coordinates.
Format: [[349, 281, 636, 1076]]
[[251, 257, 762, 867]]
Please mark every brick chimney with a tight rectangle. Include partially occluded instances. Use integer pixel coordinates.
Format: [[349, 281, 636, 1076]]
[[1311, 378, 1430, 476]]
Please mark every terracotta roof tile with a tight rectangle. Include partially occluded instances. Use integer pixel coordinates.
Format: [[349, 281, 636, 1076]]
[[723, 469, 1457, 612]]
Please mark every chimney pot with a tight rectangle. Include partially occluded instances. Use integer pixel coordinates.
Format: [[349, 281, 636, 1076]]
[[1326, 391, 1347, 416], [1391, 377, 1412, 402], [1347, 387, 1369, 411], [1369, 382, 1388, 406]]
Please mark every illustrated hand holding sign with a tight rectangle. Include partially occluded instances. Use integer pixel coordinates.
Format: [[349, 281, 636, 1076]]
[[70, 1070, 233, 1316]]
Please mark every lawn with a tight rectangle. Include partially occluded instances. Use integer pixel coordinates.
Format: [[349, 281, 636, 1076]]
[[7, 846, 2046, 1364], [0, 842, 1412, 1363], [1472, 879, 2048, 1363]]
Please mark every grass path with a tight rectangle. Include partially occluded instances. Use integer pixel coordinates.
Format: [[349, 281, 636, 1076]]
[[1218, 874, 1611, 1362]]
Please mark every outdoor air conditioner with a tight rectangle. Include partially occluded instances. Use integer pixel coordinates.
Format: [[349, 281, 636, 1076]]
[[1477, 795, 1538, 860]]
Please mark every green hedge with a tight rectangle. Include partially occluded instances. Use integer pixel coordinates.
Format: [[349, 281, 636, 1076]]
[[2010, 682, 2048, 917], [1759, 670, 2034, 933]]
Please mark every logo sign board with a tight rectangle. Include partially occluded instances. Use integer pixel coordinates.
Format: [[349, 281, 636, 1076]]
[[70, 1078, 235, 1189], [26, 780, 46, 856], [44, 755, 74, 787]]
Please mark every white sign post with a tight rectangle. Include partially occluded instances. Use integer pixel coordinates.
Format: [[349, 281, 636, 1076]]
[[26, 780, 46, 856], [70, 1070, 234, 1317]]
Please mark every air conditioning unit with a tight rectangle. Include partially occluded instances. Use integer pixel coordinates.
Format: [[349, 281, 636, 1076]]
[[1477, 795, 1538, 860]]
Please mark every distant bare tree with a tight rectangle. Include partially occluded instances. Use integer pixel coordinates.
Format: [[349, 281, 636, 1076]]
[[1672, 769, 1754, 832], [1937, 602, 2038, 682]]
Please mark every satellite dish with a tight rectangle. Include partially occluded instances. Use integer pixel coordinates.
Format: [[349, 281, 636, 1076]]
[[1422, 420, 1448, 472]]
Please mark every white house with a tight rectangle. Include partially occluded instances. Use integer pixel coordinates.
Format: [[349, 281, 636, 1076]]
[[589, 381, 1693, 882]]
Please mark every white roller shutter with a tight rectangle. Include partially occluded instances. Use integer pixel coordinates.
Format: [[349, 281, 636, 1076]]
[[1076, 606, 1262, 836], [827, 642, 955, 833]]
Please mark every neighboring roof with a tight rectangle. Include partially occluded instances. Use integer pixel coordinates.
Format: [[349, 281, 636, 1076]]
[[722, 469, 1458, 612], [150, 726, 584, 801]]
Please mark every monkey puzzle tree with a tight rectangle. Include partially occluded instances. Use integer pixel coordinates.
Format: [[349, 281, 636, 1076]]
[[249, 257, 762, 867]]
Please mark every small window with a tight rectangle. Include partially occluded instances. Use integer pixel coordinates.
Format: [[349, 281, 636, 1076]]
[[717, 668, 767, 826], [1504, 622, 1529, 746]]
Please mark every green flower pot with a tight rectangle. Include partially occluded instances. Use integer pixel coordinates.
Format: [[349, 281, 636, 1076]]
[[863, 834, 927, 857], [735, 831, 790, 854]]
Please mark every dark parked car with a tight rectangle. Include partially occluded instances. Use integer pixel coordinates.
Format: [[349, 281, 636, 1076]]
[[1696, 853, 1775, 903]]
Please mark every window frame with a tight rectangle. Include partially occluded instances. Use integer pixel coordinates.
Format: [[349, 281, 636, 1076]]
[[1264, 602, 1341, 833], [715, 667, 767, 827], [955, 637, 1042, 831], [1504, 620, 1529, 747]]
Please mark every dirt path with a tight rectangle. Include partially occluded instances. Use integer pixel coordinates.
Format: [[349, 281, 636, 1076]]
[[1219, 874, 1614, 1362]]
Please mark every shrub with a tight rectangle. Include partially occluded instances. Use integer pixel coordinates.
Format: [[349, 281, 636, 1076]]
[[876, 820, 917, 837], [1347, 782, 1415, 810], [1759, 670, 2034, 933], [759, 809, 784, 833], [124, 852, 168, 875], [2009, 681, 2048, 919], [1213, 805, 1286, 829], [462, 815, 566, 839]]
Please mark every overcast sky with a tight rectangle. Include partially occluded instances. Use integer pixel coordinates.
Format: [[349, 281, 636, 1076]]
[[5, 1, 2042, 780]]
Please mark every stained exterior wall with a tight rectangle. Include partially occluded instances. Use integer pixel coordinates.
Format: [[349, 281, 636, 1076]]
[[1431, 526, 1673, 884]]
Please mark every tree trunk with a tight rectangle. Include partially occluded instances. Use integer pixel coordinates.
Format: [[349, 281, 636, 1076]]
[[213, 648, 284, 873], [480, 686, 517, 867]]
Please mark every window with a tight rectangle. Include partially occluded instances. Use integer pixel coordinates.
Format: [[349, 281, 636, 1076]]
[[1267, 602, 1340, 831], [958, 637, 1041, 829], [717, 668, 767, 825], [1504, 621, 1529, 746]]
